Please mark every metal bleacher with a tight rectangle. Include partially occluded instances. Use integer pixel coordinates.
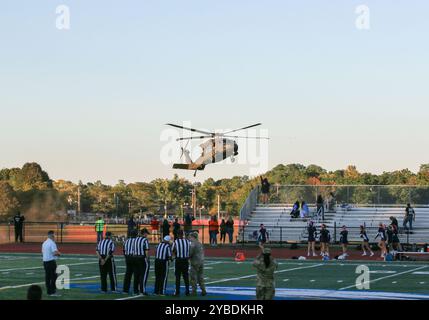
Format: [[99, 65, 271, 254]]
[[241, 204, 429, 245]]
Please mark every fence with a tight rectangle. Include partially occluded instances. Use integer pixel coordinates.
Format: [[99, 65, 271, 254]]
[[267, 185, 429, 206], [0, 222, 241, 246]]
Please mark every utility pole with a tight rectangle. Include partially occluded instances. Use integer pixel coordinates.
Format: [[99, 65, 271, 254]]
[[164, 199, 167, 218], [193, 187, 197, 218], [77, 187, 81, 215], [217, 194, 220, 221]]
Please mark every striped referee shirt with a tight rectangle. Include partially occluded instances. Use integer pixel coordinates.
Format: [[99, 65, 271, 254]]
[[134, 236, 149, 257], [172, 238, 191, 259], [155, 242, 172, 260], [97, 239, 115, 256], [123, 238, 136, 256]]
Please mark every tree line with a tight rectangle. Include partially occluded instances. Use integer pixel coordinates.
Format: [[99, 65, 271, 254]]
[[1, 162, 429, 221]]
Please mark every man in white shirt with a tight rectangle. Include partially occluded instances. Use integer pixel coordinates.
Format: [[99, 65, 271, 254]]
[[42, 231, 61, 297]]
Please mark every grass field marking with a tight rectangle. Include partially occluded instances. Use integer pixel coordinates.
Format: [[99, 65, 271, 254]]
[[115, 263, 325, 301], [0, 272, 125, 291], [339, 265, 427, 291], [205, 263, 324, 285], [0, 261, 98, 273]]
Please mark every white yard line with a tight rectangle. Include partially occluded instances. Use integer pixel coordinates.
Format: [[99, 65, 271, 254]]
[[339, 265, 428, 291], [206, 263, 324, 285], [0, 261, 98, 273]]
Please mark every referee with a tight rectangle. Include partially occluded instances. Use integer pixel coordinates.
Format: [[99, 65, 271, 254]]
[[96, 232, 118, 293], [135, 228, 150, 295], [172, 230, 191, 296], [123, 230, 138, 295], [154, 236, 172, 296]]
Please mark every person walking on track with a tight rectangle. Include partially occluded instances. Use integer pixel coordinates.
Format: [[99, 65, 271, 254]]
[[42, 231, 61, 297], [96, 232, 117, 293], [154, 236, 173, 296], [172, 230, 191, 296], [95, 216, 105, 243], [135, 228, 150, 295], [13, 211, 25, 243], [189, 232, 207, 296], [307, 221, 317, 257], [253, 246, 278, 300], [123, 230, 138, 295]]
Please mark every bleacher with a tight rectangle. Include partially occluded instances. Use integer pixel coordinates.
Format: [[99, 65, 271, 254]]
[[241, 204, 429, 245]]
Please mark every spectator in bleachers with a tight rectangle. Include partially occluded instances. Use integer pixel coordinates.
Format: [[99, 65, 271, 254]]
[[307, 221, 317, 257], [375, 223, 387, 258], [319, 224, 330, 257], [390, 216, 399, 229], [403, 203, 415, 231], [260, 176, 271, 205], [316, 195, 325, 221], [360, 225, 374, 257], [258, 224, 269, 246], [340, 226, 349, 257], [290, 201, 300, 219], [300, 201, 310, 218]]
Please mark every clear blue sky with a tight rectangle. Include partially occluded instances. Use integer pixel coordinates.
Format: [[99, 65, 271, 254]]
[[1, 1, 428, 184]]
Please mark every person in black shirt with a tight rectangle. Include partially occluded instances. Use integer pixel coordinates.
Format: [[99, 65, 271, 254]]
[[391, 223, 401, 253], [225, 217, 234, 244], [316, 195, 325, 221], [162, 218, 170, 238], [260, 176, 271, 205], [340, 226, 349, 257], [290, 201, 300, 219], [127, 216, 137, 238], [360, 225, 374, 257], [220, 219, 227, 244], [184, 213, 195, 236], [13, 211, 25, 243], [319, 224, 330, 257], [307, 221, 317, 257], [173, 218, 181, 240], [403, 204, 415, 231], [257, 224, 269, 246]]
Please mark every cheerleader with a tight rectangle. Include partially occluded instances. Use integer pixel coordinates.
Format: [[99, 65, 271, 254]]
[[375, 223, 387, 258], [339, 226, 349, 256], [360, 225, 374, 257], [307, 221, 317, 257], [319, 224, 330, 257]]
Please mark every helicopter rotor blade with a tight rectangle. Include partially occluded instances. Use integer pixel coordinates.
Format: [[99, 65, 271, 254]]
[[166, 124, 214, 136], [176, 136, 212, 141], [222, 123, 262, 135], [223, 135, 270, 140]]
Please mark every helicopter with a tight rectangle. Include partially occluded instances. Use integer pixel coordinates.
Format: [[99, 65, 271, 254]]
[[166, 123, 269, 176]]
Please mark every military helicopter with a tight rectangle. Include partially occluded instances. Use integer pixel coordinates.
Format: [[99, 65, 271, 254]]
[[166, 123, 269, 176]]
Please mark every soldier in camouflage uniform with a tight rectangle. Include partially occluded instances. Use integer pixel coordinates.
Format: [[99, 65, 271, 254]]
[[252, 247, 278, 300], [189, 232, 207, 296]]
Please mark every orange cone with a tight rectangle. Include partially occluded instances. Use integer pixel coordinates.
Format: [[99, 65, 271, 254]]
[[235, 252, 246, 262]]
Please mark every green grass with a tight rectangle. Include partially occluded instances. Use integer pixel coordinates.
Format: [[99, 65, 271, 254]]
[[0, 253, 428, 300]]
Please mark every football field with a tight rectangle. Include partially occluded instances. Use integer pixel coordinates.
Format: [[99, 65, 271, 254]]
[[1, 253, 428, 300]]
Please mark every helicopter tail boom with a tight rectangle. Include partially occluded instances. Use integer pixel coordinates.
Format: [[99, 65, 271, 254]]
[[173, 163, 205, 171]]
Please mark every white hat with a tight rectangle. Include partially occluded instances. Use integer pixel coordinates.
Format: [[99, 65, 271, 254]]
[[163, 236, 171, 242]]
